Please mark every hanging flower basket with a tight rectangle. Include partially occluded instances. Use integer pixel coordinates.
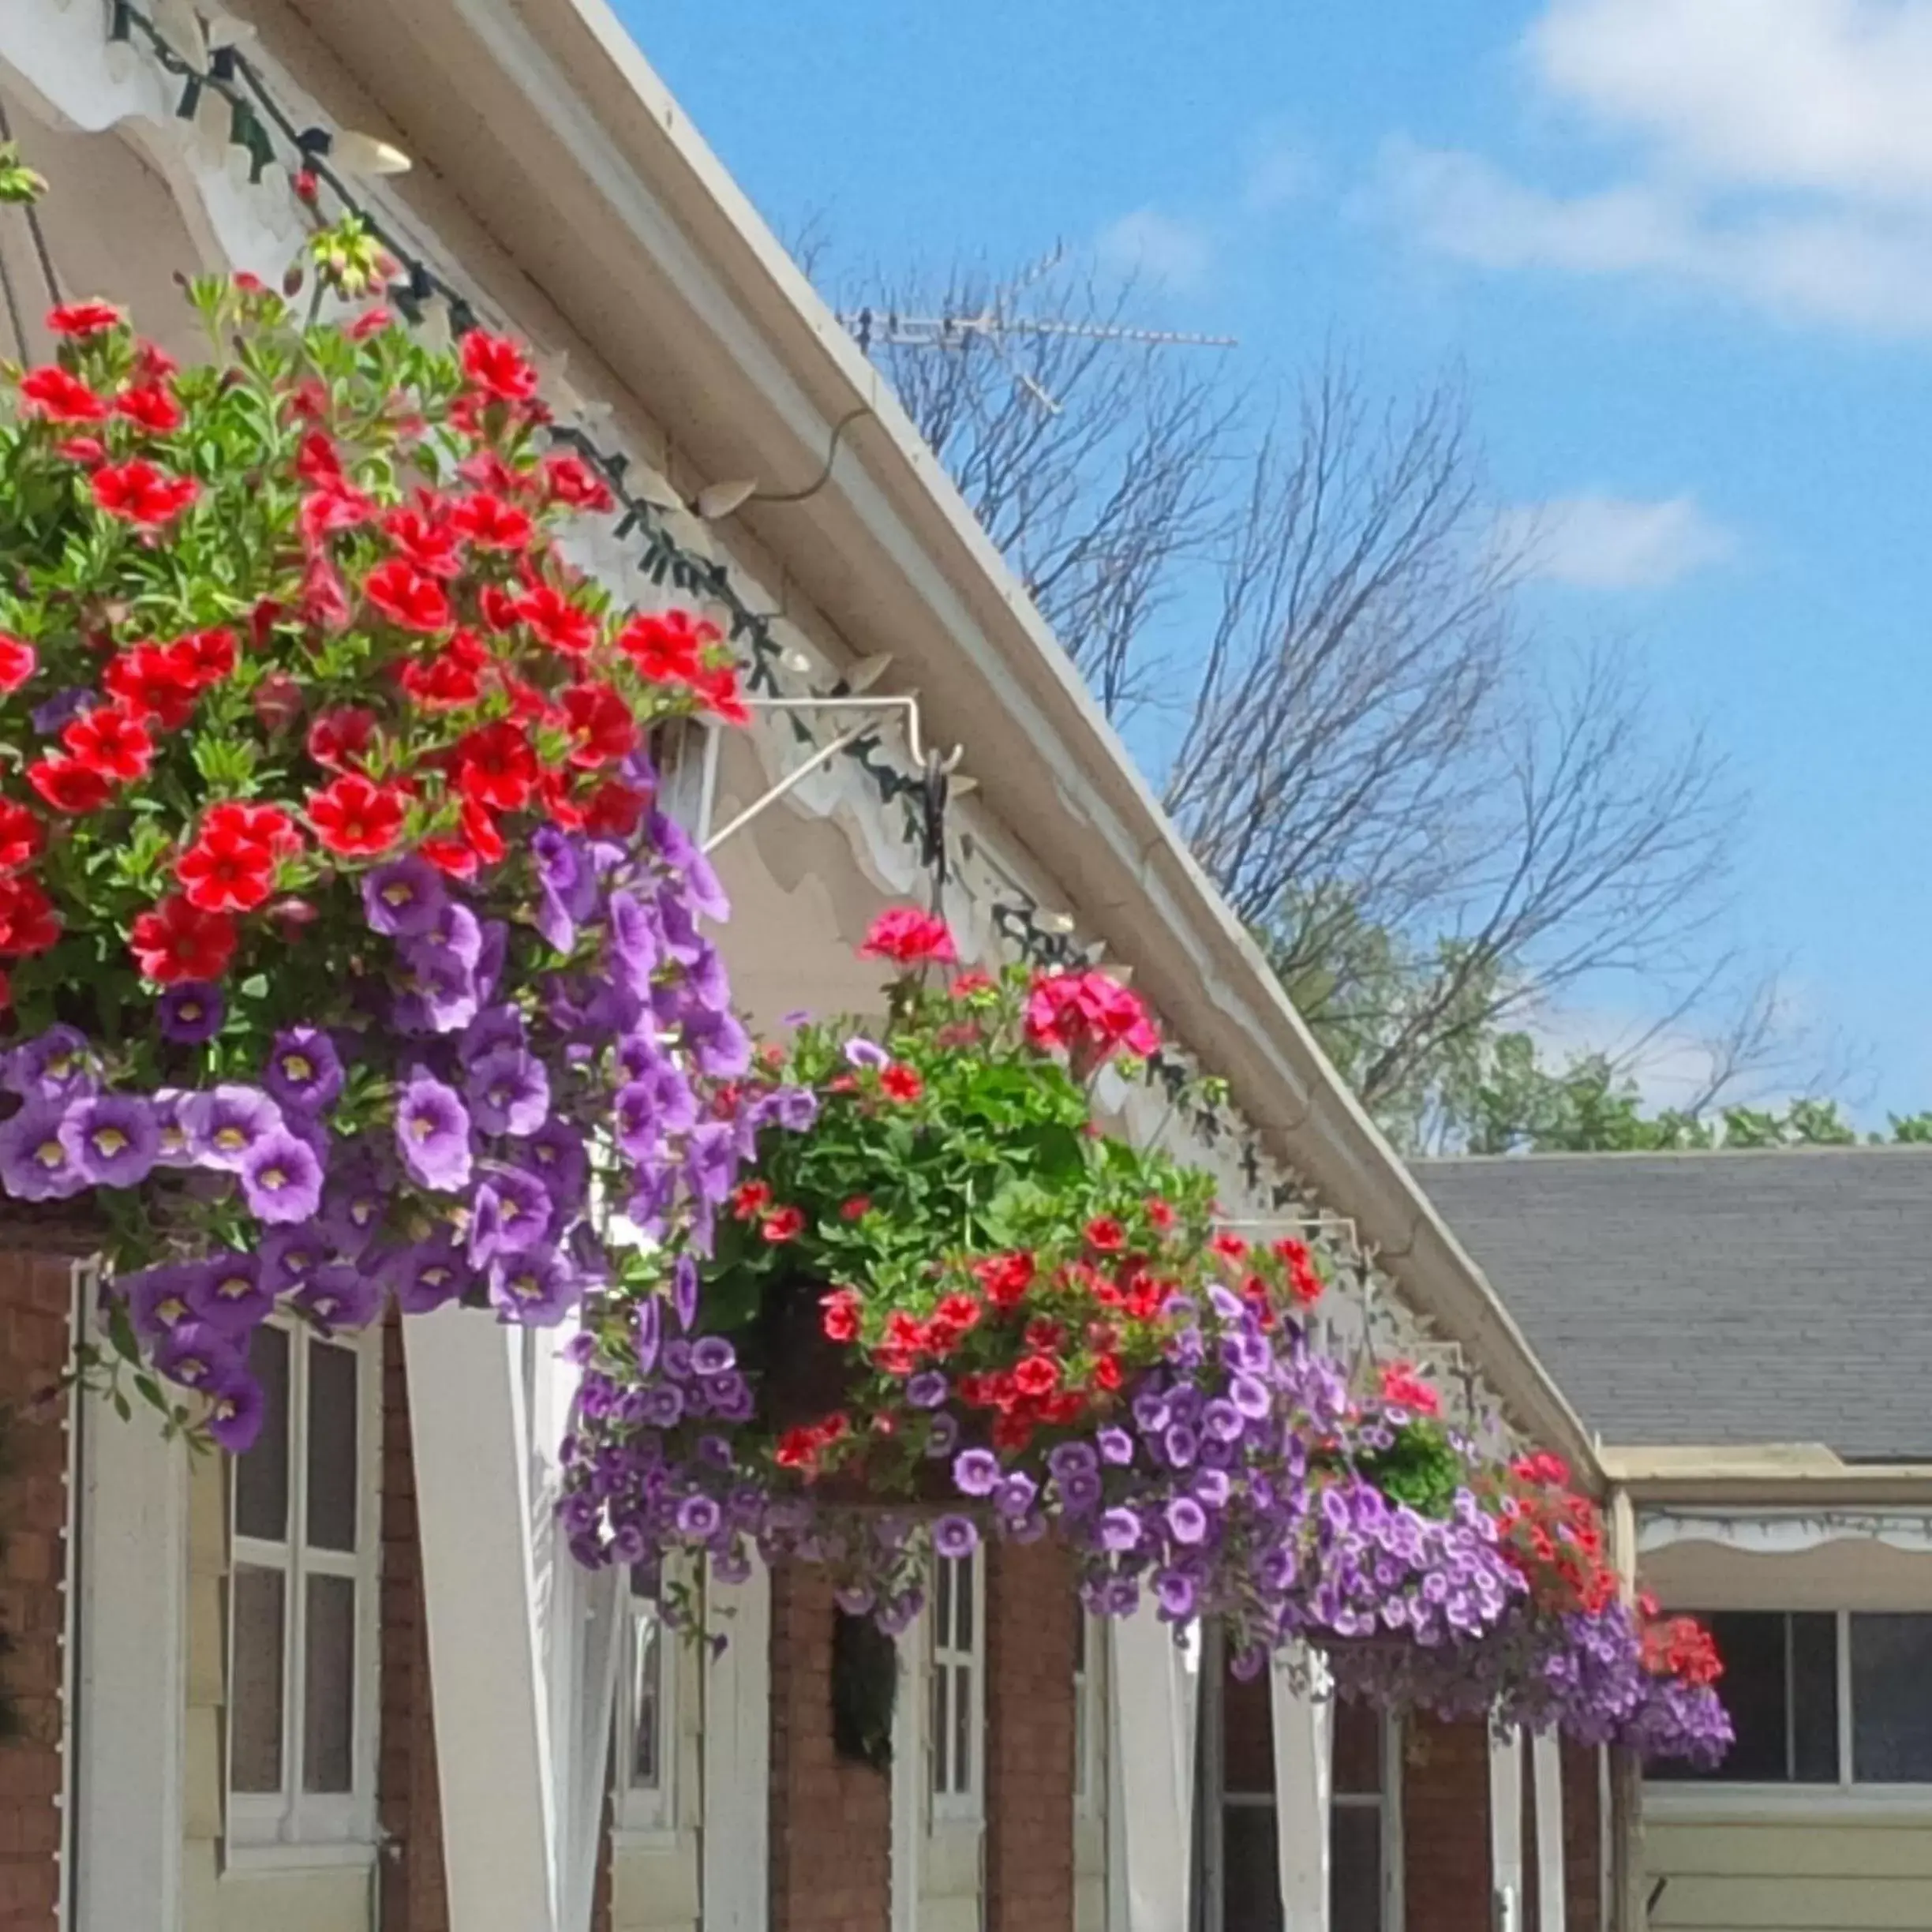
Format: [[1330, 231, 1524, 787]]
[[0, 221, 766, 1447]]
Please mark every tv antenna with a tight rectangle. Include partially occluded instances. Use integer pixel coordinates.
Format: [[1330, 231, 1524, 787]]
[[841, 242, 1237, 416]]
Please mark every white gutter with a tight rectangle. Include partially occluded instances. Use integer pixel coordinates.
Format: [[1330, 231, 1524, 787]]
[[257, 0, 1597, 1478]]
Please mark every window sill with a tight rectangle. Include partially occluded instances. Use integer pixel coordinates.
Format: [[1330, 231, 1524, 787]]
[[223, 1840, 380, 1875], [1646, 1785, 1932, 1824]]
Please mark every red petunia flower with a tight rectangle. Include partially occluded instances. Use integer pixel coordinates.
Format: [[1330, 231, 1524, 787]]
[[62, 702, 152, 783], [459, 330, 540, 403], [175, 826, 278, 914], [20, 365, 107, 423], [307, 773, 407, 857], [400, 645, 486, 713], [1145, 1197, 1178, 1233], [115, 383, 183, 434], [616, 610, 714, 683], [0, 800, 43, 874], [973, 1251, 1036, 1309], [174, 627, 238, 687], [55, 436, 105, 466], [90, 459, 198, 526], [693, 664, 750, 726], [820, 1287, 861, 1343], [103, 643, 200, 730], [47, 300, 123, 338], [515, 582, 599, 657], [384, 503, 464, 580], [300, 485, 376, 549], [295, 432, 344, 485], [0, 876, 60, 957], [542, 452, 615, 513], [1084, 1216, 1126, 1253], [202, 800, 301, 858], [879, 1062, 923, 1103], [450, 492, 534, 552], [363, 558, 453, 634], [761, 1205, 806, 1244], [1209, 1231, 1249, 1262], [1024, 968, 1159, 1069], [581, 777, 648, 838], [307, 706, 377, 772], [27, 755, 112, 815], [560, 681, 638, 769], [859, 907, 958, 967], [453, 720, 537, 812], [1380, 1362, 1441, 1419], [135, 341, 178, 382], [129, 893, 236, 983], [839, 1196, 873, 1222], [0, 633, 36, 695], [731, 1180, 773, 1222]]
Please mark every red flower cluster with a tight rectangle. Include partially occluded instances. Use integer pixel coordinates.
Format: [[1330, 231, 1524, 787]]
[[1380, 1362, 1442, 1417], [176, 803, 301, 914], [1641, 1611, 1723, 1689], [859, 907, 958, 967], [1493, 1457, 1619, 1616], [1024, 968, 1159, 1069]]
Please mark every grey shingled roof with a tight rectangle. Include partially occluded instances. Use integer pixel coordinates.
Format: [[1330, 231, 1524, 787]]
[[1413, 1150, 1932, 1459]]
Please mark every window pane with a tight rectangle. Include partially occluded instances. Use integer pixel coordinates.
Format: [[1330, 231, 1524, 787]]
[[302, 1573, 356, 1793], [1331, 1803, 1383, 1932], [935, 1556, 953, 1649], [1852, 1615, 1932, 1783], [234, 1327, 290, 1542], [305, 1339, 359, 1552], [1222, 1806, 1285, 1932], [953, 1554, 974, 1653], [1333, 1700, 1383, 1797], [1222, 1663, 1274, 1797], [230, 1563, 285, 1793], [631, 1608, 662, 1788], [930, 1660, 949, 1795], [1657, 1612, 1788, 1783], [1792, 1612, 1840, 1783], [953, 1663, 972, 1795]]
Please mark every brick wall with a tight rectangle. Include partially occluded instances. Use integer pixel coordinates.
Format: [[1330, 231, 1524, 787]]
[[0, 1251, 73, 1932], [378, 1313, 449, 1932], [1402, 1715, 1492, 1932], [985, 1539, 1076, 1932], [1561, 1742, 1601, 1932], [769, 1559, 890, 1932]]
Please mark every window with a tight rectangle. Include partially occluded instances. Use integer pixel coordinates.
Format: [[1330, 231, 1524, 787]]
[[1330, 1700, 1393, 1932], [930, 1550, 983, 1811], [1653, 1610, 1932, 1788], [617, 1561, 676, 1835], [227, 1322, 379, 1851]]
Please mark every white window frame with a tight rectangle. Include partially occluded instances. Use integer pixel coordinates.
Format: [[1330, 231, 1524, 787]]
[[225, 1318, 381, 1856], [930, 1548, 986, 1820], [1646, 1608, 1932, 1816], [615, 1559, 678, 1841], [1073, 1605, 1103, 1819]]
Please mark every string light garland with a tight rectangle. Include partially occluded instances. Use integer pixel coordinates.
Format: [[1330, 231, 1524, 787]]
[[89, 0, 1500, 1413]]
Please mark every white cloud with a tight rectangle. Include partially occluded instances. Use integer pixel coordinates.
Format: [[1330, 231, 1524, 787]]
[[1242, 132, 1316, 212], [1375, 1, 1932, 338], [1095, 209, 1214, 292], [1525, 1004, 1731, 1112], [1496, 492, 1736, 590]]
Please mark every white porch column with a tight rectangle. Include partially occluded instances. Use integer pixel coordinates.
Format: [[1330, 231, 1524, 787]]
[[1488, 1724, 1526, 1932], [404, 1305, 620, 1932], [1269, 1649, 1333, 1930], [701, 1556, 772, 1932], [1108, 1607, 1199, 1931], [72, 1380, 187, 1932], [1532, 1732, 1567, 1932]]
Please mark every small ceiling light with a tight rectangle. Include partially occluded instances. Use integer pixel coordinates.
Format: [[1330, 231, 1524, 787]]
[[333, 129, 412, 177], [695, 477, 758, 521]]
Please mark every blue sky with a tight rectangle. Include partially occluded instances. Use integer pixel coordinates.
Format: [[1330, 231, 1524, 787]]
[[617, 0, 1932, 1119]]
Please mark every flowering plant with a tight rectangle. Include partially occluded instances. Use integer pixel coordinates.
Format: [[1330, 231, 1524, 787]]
[[0, 239, 759, 1447]]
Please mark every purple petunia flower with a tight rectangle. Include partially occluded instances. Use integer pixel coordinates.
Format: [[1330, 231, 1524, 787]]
[[183, 1084, 283, 1172], [924, 1412, 960, 1458], [613, 1081, 662, 1163], [522, 1120, 589, 1207], [3, 1024, 94, 1102], [122, 1264, 198, 1342], [0, 1102, 88, 1201], [1165, 1498, 1209, 1546], [204, 1367, 265, 1454], [465, 1046, 550, 1138], [635, 1295, 661, 1376], [953, 1447, 1001, 1496], [1096, 1426, 1135, 1466], [459, 1003, 526, 1067], [672, 1253, 700, 1333], [361, 855, 447, 938], [907, 1371, 949, 1410], [264, 1028, 345, 1116], [995, 1473, 1039, 1520], [292, 1264, 384, 1332], [676, 1494, 723, 1539], [395, 1070, 474, 1193], [690, 1335, 736, 1377], [841, 1037, 890, 1071], [387, 1232, 468, 1314], [606, 889, 660, 995], [488, 1245, 578, 1327], [240, 1130, 326, 1224], [59, 1094, 159, 1188], [1154, 1571, 1198, 1621], [150, 1089, 196, 1168], [467, 1166, 553, 1265], [259, 1224, 332, 1295], [933, 1514, 979, 1559], [31, 687, 94, 735], [187, 1253, 276, 1333], [158, 981, 224, 1045], [154, 1320, 241, 1391], [392, 938, 479, 1035], [685, 1009, 751, 1078], [1100, 1507, 1143, 1552]]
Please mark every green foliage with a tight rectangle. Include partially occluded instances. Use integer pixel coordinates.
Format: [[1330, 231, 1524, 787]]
[[0, 143, 46, 206], [1351, 1418, 1465, 1520]]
